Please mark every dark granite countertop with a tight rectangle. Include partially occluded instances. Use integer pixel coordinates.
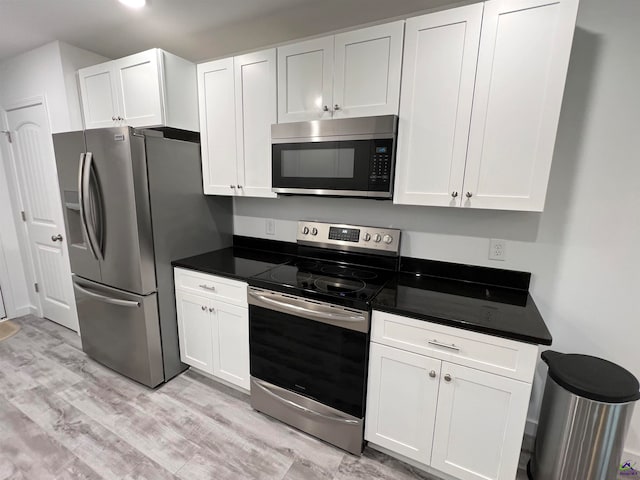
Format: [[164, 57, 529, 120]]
[[171, 246, 293, 281], [172, 238, 552, 346], [372, 272, 552, 345]]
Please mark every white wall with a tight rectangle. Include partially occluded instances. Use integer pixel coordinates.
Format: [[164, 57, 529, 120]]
[[0, 41, 108, 317], [233, 0, 640, 457]]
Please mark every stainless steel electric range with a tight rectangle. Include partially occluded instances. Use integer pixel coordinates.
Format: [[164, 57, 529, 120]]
[[248, 221, 401, 455]]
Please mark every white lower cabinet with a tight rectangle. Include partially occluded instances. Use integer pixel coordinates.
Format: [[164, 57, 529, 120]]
[[366, 311, 535, 480], [174, 269, 250, 390]]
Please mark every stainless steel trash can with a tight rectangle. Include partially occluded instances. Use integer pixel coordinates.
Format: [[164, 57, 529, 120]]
[[528, 351, 640, 480]]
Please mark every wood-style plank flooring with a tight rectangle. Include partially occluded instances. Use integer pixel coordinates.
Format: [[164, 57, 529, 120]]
[[0, 315, 438, 480]]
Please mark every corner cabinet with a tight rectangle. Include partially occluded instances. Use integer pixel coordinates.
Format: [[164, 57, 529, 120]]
[[174, 268, 250, 391], [394, 0, 580, 211], [78, 49, 198, 131], [198, 49, 277, 198], [277, 21, 404, 122], [366, 311, 538, 480]]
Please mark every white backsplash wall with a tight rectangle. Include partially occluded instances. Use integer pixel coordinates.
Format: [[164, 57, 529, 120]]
[[234, 0, 640, 459]]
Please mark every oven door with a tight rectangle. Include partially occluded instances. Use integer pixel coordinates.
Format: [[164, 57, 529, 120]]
[[271, 138, 394, 198], [248, 288, 369, 418]]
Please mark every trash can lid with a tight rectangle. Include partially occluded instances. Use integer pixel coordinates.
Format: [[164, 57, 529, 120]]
[[542, 351, 640, 403]]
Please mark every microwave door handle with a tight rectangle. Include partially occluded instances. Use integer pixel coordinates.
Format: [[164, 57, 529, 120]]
[[81, 152, 103, 261], [248, 290, 365, 323]]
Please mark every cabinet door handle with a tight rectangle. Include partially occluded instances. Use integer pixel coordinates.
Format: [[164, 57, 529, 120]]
[[236, 185, 243, 189], [112, 116, 117, 121], [451, 191, 459, 198], [208, 307, 215, 313], [334, 104, 340, 111], [229, 185, 236, 189], [444, 374, 452, 382], [201, 305, 207, 311], [429, 370, 436, 378], [428, 339, 460, 351], [199, 284, 216, 291], [466, 192, 473, 198], [322, 105, 330, 112]]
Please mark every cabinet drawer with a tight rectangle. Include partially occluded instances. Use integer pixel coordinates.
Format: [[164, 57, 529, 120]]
[[174, 268, 247, 306], [371, 311, 537, 382]]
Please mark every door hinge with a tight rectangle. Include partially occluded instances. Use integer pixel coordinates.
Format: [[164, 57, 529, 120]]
[[20, 210, 26, 221], [34, 283, 39, 293], [1, 130, 11, 143]]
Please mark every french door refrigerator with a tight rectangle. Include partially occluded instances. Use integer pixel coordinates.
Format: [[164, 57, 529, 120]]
[[53, 127, 232, 387]]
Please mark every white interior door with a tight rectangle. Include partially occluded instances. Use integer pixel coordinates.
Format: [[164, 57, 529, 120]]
[[0, 287, 6, 319], [4, 101, 79, 331]]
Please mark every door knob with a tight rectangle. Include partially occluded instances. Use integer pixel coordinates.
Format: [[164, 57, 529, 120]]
[[51, 234, 63, 242]]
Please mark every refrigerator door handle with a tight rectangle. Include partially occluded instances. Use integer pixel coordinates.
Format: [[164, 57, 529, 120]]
[[78, 152, 95, 259], [80, 152, 103, 261], [73, 281, 140, 308]]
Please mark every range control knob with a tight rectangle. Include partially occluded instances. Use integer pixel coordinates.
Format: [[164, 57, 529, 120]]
[[383, 234, 393, 244], [363, 233, 371, 242], [302, 226, 309, 235], [373, 233, 382, 243], [311, 227, 318, 236]]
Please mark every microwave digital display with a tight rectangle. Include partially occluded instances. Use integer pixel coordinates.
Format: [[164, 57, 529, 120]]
[[375, 146, 388, 154]]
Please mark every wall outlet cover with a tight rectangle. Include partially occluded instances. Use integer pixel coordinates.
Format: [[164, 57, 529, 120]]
[[489, 238, 507, 261], [265, 219, 276, 236]]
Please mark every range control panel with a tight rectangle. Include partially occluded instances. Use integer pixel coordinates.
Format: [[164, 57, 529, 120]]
[[297, 221, 401, 256]]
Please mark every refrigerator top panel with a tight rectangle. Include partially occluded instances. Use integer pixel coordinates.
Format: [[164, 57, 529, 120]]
[[84, 127, 156, 295]]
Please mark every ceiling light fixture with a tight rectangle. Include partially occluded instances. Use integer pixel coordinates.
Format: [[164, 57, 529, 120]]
[[118, 0, 146, 8]]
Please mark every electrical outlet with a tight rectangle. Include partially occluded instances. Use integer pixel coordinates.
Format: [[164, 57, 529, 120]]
[[489, 239, 507, 261], [265, 219, 276, 236]]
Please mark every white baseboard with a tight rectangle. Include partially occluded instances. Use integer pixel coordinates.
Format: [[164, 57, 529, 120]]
[[8, 304, 34, 319]]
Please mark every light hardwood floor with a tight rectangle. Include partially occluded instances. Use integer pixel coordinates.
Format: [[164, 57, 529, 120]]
[[0, 315, 437, 480]]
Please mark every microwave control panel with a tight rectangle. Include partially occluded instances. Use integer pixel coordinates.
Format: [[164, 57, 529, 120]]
[[368, 140, 394, 190]]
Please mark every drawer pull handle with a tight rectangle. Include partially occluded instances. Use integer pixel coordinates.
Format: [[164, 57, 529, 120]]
[[199, 284, 216, 291], [428, 339, 460, 352]]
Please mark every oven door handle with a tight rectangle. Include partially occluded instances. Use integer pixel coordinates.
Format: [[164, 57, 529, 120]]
[[248, 289, 366, 324], [251, 378, 359, 425]]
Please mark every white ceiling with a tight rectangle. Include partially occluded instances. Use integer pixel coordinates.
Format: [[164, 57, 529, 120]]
[[0, 0, 464, 63]]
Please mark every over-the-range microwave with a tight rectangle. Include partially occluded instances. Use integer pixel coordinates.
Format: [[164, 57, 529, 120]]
[[271, 115, 398, 198]]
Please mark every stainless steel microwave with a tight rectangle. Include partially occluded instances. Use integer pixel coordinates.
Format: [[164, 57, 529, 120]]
[[271, 115, 398, 198]]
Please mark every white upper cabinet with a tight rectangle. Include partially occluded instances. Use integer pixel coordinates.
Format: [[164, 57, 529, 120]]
[[277, 36, 334, 123], [333, 22, 404, 118], [394, 0, 579, 211], [463, 0, 580, 211], [430, 362, 531, 480], [198, 57, 238, 195], [78, 48, 198, 131], [198, 49, 277, 198], [277, 21, 404, 122], [234, 50, 278, 198], [394, 5, 482, 207]]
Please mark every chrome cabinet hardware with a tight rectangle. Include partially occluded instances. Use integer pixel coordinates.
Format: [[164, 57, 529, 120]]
[[451, 191, 459, 198], [208, 307, 215, 313], [236, 185, 243, 189], [229, 185, 236, 189], [334, 104, 341, 110], [112, 116, 117, 121], [51, 234, 63, 242], [322, 105, 330, 112], [199, 284, 216, 291], [444, 374, 452, 382], [428, 339, 460, 351], [429, 370, 437, 378], [466, 192, 473, 198], [201, 305, 207, 311]]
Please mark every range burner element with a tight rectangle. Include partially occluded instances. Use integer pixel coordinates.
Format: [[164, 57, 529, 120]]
[[314, 277, 366, 294]]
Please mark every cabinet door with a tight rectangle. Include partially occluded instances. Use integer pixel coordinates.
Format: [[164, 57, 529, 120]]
[[463, 0, 580, 211], [197, 57, 238, 195], [365, 343, 441, 465], [333, 21, 404, 118], [114, 49, 164, 128], [234, 49, 277, 198], [175, 291, 213, 374], [78, 62, 120, 129], [431, 362, 531, 480], [393, 4, 483, 207], [277, 36, 334, 123], [211, 301, 249, 390]]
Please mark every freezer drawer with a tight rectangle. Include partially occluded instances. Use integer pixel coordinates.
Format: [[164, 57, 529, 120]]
[[73, 276, 164, 387]]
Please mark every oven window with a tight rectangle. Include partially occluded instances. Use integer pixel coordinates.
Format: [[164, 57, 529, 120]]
[[281, 148, 355, 178], [249, 305, 368, 418]]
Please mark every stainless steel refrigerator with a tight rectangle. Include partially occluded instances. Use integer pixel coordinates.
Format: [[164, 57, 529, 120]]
[[53, 127, 232, 387]]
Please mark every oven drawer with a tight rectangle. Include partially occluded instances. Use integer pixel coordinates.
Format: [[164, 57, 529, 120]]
[[371, 310, 537, 382], [174, 268, 247, 306]]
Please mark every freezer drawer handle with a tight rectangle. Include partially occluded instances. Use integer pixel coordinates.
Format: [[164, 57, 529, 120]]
[[73, 282, 141, 308], [251, 378, 359, 425]]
